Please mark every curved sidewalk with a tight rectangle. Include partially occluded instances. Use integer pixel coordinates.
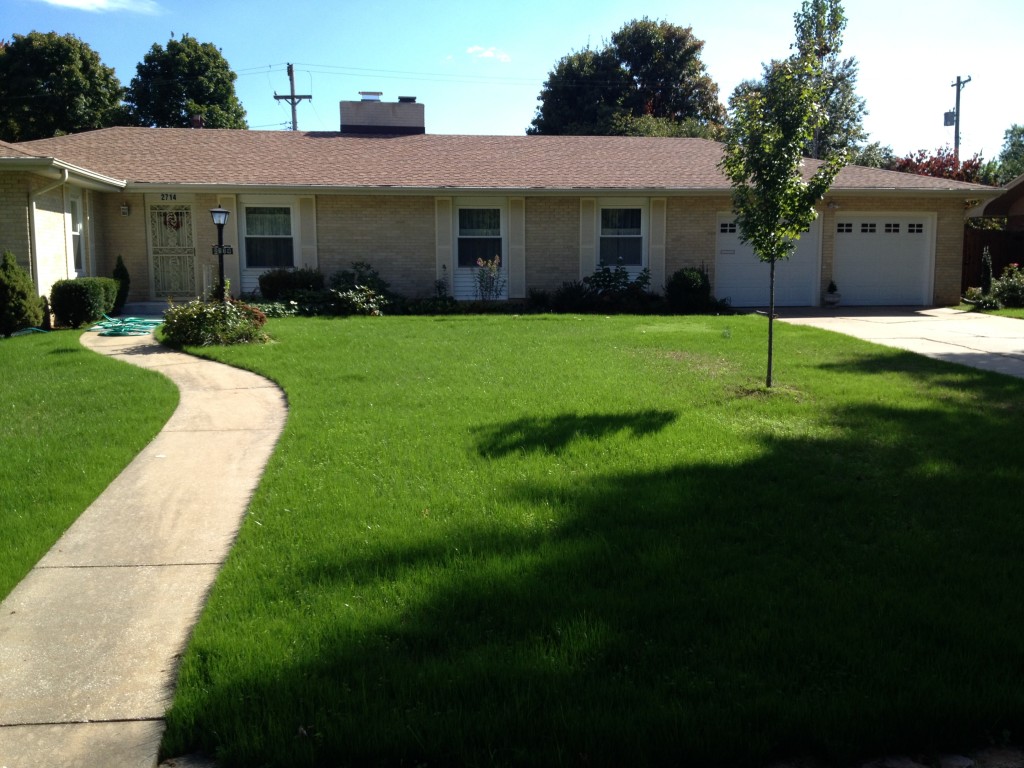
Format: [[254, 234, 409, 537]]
[[0, 331, 287, 768]]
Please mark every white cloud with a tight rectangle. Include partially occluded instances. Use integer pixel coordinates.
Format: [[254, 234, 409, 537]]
[[466, 45, 511, 63], [34, 0, 160, 13]]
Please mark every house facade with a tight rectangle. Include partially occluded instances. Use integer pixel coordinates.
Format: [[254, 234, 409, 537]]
[[0, 100, 997, 309]]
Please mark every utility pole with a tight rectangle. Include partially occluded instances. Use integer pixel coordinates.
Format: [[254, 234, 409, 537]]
[[274, 63, 312, 131], [950, 75, 972, 162]]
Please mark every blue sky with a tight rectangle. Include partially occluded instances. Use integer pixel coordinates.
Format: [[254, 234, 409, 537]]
[[7, 0, 1022, 161]]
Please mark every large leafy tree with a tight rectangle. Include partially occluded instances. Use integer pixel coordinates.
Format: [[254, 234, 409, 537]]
[[0, 32, 124, 142], [790, 0, 866, 159], [721, 52, 846, 387], [529, 18, 723, 136], [125, 34, 247, 129], [892, 146, 991, 184], [996, 124, 1024, 184]]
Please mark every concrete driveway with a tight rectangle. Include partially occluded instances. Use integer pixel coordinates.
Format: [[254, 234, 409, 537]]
[[778, 307, 1024, 379]]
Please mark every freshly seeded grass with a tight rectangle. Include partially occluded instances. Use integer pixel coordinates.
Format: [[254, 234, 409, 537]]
[[0, 331, 178, 599], [163, 315, 1024, 767]]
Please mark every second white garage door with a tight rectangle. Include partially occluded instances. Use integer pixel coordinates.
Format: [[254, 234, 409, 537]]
[[715, 214, 821, 307], [832, 214, 934, 305]]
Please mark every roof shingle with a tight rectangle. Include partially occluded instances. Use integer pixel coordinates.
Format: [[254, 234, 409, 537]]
[[16, 127, 993, 194]]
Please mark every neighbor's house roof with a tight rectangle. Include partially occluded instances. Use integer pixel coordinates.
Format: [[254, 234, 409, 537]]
[[14, 127, 997, 197], [978, 173, 1024, 217]]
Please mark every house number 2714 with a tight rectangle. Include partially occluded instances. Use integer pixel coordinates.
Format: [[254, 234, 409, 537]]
[[160, 193, 177, 201]]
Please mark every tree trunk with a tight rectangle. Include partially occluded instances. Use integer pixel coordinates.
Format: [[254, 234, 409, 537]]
[[766, 257, 776, 388]]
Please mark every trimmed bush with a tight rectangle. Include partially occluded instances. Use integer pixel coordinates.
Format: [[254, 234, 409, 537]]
[[330, 261, 391, 295], [0, 250, 43, 337], [258, 267, 325, 301], [162, 299, 268, 346], [50, 277, 118, 328], [112, 256, 130, 315], [665, 266, 713, 314]]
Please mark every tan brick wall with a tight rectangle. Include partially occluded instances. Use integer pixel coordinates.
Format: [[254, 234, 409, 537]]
[[820, 196, 967, 305], [316, 195, 435, 297], [0, 172, 32, 271], [665, 195, 730, 290], [524, 197, 578, 293], [93, 193, 150, 301]]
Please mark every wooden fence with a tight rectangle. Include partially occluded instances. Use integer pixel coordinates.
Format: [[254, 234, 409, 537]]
[[962, 227, 1024, 291]]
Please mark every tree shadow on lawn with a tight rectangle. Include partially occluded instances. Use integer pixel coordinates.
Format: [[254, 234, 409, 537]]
[[473, 409, 679, 457], [169, 386, 1024, 768]]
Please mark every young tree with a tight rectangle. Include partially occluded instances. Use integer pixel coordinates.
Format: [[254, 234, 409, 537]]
[[125, 34, 247, 129], [0, 32, 125, 142], [722, 54, 846, 387], [529, 18, 723, 136], [790, 0, 867, 159]]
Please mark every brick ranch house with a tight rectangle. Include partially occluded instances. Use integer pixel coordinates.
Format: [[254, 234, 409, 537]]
[[0, 97, 999, 308]]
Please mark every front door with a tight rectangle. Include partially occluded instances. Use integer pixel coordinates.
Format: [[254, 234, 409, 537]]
[[149, 204, 197, 299]]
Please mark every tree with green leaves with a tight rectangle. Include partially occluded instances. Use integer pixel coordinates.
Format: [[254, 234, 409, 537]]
[[996, 124, 1024, 184], [721, 51, 846, 387], [790, 0, 866, 159], [529, 18, 723, 136], [0, 32, 125, 142], [125, 34, 247, 129]]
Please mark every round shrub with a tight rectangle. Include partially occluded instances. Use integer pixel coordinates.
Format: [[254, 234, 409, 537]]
[[50, 277, 118, 327], [162, 299, 268, 346], [258, 267, 325, 301], [665, 266, 712, 314], [992, 263, 1024, 308], [0, 250, 43, 337]]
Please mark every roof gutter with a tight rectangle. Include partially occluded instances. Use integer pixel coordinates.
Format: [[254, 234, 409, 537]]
[[27, 168, 69, 292], [1, 156, 126, 191]]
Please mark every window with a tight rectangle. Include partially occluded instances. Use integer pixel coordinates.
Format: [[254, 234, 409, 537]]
[[908, 223, 924, 234], [720, 221, 737, 234], [244, 206, 294, 268], [457, 208, 502, 268], [885, 223, 900, 233], [600, 208, 643, 266], [69, 198, 84, 271], [837, 222, 853, 233], [860, 222, 877, 234]]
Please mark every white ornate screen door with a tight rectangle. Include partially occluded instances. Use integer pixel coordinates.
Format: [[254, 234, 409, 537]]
[[149, 204, 197, 299]]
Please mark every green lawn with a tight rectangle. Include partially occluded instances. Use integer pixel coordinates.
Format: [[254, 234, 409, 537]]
[[957, 303, 1024, 320], [0, 330, 178, 599], [156, 314, 1024, 767]]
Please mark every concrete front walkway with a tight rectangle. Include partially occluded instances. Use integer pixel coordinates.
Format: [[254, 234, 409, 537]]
[[0, 331, 286, 768], [779, 307, 1024, 379]]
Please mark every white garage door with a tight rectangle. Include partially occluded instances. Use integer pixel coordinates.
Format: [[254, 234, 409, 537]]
[[832, 215, 934, 305], [715, 214, 821, 307]]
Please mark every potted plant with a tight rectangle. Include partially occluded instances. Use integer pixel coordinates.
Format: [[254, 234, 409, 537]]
[[823, 279, 841, 306]]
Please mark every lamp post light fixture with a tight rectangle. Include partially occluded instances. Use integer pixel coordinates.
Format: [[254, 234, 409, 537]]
[[210, 206, 231, 301]]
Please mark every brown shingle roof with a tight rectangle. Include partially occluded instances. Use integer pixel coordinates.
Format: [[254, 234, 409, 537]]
[[17, 127, 993, 194]]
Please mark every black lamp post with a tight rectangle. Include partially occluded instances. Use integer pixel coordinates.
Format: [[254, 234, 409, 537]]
[[210, 207, 230, 301]]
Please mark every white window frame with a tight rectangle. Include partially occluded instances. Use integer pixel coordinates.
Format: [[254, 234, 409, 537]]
[[452, 198, 508, 300], [596, 198, 648, 274], [67, 188, 90, 277], [240, 197, 299, 271]]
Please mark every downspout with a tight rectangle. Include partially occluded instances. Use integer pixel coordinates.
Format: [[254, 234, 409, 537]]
[[28, 168, 70, 292]]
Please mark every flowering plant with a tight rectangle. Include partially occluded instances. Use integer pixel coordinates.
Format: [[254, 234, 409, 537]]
[[475, 255, 506, 301]]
